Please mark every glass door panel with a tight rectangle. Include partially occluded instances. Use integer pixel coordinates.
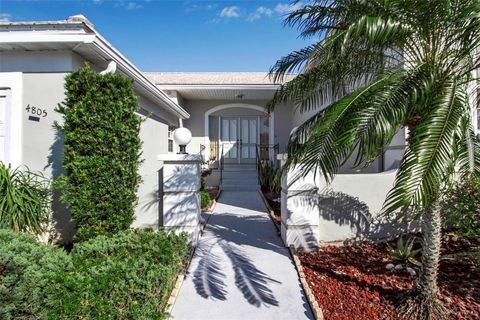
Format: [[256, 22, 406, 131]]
[[221, 118, 238, 163]]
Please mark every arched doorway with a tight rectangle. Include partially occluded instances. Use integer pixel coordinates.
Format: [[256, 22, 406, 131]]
[[204, 103, 274, 164]]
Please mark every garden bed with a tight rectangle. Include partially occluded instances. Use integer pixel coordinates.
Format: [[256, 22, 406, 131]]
[[205, 188, 220, 202], [262, 190, 281, 216], [297, 235, 480, 320], [259, 189, 282, 230]]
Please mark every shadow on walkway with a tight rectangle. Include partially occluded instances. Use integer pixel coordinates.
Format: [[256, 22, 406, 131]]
[[172, 191, 314, 320]]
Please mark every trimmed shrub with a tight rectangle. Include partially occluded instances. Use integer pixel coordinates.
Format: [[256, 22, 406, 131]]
[[200, 191, 211, 209], [0, 229, 189, 320], [441, 177, 480, 237], [0, 230, 72, 320], [55, 64, 143, 242], [0, 164, 51, 234]]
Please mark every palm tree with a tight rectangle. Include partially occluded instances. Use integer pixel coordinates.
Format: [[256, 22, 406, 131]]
[[268, 0, 480, 318]]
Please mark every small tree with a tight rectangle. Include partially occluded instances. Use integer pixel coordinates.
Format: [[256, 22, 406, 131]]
[[268, 1, 480, 318], [55, 64, 142, 242]]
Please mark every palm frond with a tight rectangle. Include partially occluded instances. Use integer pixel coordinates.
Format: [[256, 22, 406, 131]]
[[282, 72, 404, 182], [383, 80, 464, 214], [342, 16, 413, 53]]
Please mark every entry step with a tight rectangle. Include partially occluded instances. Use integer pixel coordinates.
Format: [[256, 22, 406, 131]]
[[223, 164, 257, 171]]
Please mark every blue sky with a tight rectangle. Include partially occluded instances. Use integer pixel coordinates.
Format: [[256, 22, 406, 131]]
[[0, 0, 315, 72]]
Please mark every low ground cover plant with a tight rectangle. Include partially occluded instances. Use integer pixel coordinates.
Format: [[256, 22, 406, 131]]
[[0, 229, 188, 320]]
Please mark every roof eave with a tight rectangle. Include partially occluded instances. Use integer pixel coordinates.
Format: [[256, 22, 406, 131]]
[[0, 20, 189, 120], [89, 35, 189, 119]]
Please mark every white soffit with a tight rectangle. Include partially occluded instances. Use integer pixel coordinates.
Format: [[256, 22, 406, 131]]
[[159, 86, 278, 101], [145, 72, 295, 101]]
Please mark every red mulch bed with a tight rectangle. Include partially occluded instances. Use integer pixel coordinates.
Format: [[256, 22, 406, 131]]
[[262, 190, 281, 216], [206, 188, 219, 201], [298, 235, 480, 320]]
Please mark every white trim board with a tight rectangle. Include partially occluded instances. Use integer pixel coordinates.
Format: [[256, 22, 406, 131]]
[[0, 72, 23, 167]]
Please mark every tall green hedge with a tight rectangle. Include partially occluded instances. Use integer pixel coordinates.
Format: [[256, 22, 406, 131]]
[[55, 64, 142, 242]]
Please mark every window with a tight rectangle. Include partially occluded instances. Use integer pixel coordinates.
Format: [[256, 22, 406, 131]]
[[168, 126, 176, 153]]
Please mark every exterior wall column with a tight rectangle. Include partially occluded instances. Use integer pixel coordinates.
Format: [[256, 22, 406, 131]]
[[157, 154, 202, 246], [278, 153, 320, 251]]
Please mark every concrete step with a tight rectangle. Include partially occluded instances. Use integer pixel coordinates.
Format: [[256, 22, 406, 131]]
[[223, 164, 257, 171], [222, 172, 258, 180], [221, 177, 259, 185], [221, 184, 260, 191], [222, 180, 259, 187]]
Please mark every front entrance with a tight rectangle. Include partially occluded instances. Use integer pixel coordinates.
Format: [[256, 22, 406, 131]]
[[221, 116, 258, 164]]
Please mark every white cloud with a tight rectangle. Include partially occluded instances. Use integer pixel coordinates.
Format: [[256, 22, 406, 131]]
[[126, 2, 142, 10], [247, 6, 273, 22], [219, 6, 240, 18], [275, 2, 304, 15], [92, 0, 102, 4], [0, 13, 11, 22]]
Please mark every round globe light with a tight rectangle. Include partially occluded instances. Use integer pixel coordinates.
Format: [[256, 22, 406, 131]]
[[173, 127, 192, 154]]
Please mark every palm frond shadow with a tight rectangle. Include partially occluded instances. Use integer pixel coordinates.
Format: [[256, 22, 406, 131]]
[[192, 237, 281, 307], [193, 242, 228, 301], [219, 240, 280, 307], [191, 210, 283, 307]]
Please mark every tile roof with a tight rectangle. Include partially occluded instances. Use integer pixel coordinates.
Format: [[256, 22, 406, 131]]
[[144, 72, 296, 85]]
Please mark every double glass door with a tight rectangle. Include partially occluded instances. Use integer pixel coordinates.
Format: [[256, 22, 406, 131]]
[[221, 117, 258, 164]]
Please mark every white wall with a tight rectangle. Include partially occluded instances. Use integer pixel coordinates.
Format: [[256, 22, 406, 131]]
[[22, 72, 75, 241], [0, 51, 84, 73], [281, 163, 418, 248], [133, 107, 169, 229]]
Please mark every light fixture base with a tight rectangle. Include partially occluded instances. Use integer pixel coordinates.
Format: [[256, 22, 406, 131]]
[[178, 145, 187, 154]]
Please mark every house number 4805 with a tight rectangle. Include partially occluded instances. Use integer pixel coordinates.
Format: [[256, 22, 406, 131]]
[[25, 104, 48, 117]]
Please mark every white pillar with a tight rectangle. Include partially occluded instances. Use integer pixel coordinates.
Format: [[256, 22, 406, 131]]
[[157, 154, 202, 246], [277, 153, 320, 251]]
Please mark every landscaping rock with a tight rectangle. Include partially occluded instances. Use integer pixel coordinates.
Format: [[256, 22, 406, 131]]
[[406, 267, 417, 277]]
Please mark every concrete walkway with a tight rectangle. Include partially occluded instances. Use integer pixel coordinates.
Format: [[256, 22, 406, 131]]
[[170, 191, 314, 320]]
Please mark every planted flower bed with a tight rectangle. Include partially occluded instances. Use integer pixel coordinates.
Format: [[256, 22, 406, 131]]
[[298, 235, 480, 320]]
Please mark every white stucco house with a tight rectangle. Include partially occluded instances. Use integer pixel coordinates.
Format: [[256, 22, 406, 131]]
[[0, 15, 415, 247]]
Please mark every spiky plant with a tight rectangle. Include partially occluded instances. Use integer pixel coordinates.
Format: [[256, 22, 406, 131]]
[[387, 236, 422, 266], [0, 163, 51, 234], [268, 1, 480, 318]]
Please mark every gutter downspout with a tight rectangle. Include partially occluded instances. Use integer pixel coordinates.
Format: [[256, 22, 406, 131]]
[[100, 61, 117, 75]]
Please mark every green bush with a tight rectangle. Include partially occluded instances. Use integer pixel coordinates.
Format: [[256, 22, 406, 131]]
[[55, 64, 143, 242], [441, 177, 480, 237], [0, 230, 72, 320], [200, 191, 211, 209], [0, 163, 51, 234], [258, 160, 280, 193], [0, 229, 189, 320]]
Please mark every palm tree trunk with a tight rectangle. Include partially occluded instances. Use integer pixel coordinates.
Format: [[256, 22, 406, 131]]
[[400, 202, 447, 319], [418, 202, 442, 298]]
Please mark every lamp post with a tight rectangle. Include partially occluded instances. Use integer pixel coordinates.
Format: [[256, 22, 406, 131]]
[[173, 127, 192, 154]]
